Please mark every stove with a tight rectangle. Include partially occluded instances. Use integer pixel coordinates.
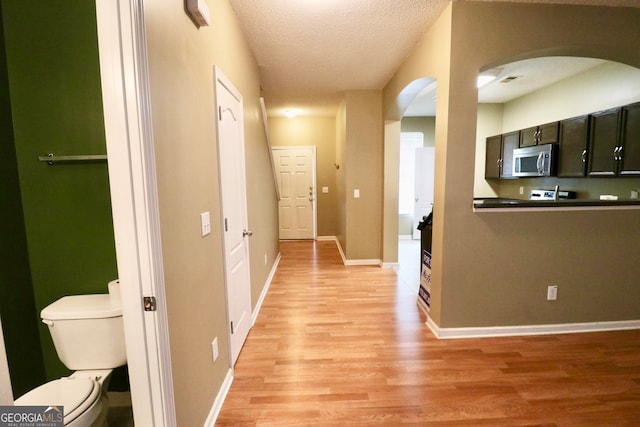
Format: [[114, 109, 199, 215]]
[[530, 188, 576, 200]]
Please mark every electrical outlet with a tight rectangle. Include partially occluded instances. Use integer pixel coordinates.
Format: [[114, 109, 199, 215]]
[[547, 285, 558, 301], [519, 186, 524, 195], [212, 337, 219, 362]]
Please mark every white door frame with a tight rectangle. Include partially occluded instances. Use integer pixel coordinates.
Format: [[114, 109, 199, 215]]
[[95, 1, 175, 426], [272, 146, 317, 240]]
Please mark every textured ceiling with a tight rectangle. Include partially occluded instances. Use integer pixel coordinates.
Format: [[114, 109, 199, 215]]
[[229, 0, 640, 117]]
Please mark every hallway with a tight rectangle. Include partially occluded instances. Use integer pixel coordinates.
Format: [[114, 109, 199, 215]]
[[215, 240, 640, 426]]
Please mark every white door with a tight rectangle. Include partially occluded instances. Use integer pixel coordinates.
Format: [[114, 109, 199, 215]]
[[273, 147, 316, 240], [214, 67, 252, 365], [413, 147, 435, 239]]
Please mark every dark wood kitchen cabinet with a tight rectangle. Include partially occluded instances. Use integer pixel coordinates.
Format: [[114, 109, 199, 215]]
[[485, 135, 502, 178], [519, 122, 559, 147], [588, 107, 622, 177], [485, 131, 519, 179], [588, 104, 640, 176], [619, 102, 640, 176], [557, 115, 589, 177]]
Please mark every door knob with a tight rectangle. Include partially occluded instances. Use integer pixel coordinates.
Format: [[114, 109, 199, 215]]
[[242, 229, 253, 237]]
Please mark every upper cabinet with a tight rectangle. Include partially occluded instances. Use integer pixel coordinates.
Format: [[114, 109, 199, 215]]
[[485, 131, 519, 179], [519, 122, 559, 147], [588, 104, 640, 177], [557, 115, 589, 177], [484, 101, 640, 180], [619, 102, 640, 176], [588, 107, 622, 176]]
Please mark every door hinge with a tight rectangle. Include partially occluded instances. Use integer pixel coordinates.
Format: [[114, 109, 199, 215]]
[[224, 218, 228, 232], [143, 296, 157, 312], [230, 321, 234, 334]]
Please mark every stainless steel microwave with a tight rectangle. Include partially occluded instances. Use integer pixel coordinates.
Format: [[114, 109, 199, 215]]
[[513, 143, 556, 177]]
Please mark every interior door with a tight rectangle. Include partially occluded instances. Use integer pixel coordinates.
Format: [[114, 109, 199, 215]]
[[273, 147, 316, 240], [214, 67, 252, 365], [413, 147, 435, 239]]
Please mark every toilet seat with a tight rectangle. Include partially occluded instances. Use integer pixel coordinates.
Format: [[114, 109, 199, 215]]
[[15, 377, 102, 425]]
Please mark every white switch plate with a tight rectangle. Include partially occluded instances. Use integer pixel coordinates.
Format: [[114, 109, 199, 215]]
[[519, 186, 524, 195], [354, 189, 360, 198], [547, 285, 558, 301], [322, 186, 329, 194], [212, 337, 219, 362], [200, 212, 211, 237]]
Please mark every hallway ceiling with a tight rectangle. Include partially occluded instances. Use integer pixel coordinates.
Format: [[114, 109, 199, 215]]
[[229, 0, 639, 118]]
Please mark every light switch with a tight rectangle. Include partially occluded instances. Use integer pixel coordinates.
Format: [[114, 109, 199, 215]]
[[200, 212, 211, 237], [322, 186, 329, 194], [354, 189, 360, 198]]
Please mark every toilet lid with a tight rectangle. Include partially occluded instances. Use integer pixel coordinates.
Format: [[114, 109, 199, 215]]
[[14, 377, 101, 424]]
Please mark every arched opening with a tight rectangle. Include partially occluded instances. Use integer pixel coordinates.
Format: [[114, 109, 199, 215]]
[[383, 77, 437, 310], [473, 55, 640, 201]]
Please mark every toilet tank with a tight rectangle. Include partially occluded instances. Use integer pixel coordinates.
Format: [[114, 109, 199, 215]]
[[41, 294, 127, 370]]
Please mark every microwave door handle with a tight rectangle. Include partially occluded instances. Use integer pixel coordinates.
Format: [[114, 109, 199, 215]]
[[537, 152, 544, 174]]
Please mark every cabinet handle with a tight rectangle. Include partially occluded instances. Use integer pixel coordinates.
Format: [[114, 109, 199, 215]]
[[613, 146, 623, 161], [581, 149, 587, 163]]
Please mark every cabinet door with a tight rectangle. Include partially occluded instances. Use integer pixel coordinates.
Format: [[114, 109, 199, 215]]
[[538, 121, 559, 145], [501, 131, 519, 178], [619, 102, 640, 176], [519, 126, 538, 147], [485, 135, 502, 179], [558, 115, 589, 177], [588, 108, 621, 177]]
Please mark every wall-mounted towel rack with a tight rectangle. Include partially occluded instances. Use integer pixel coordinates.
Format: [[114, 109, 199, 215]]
[[38, 153, 108, 165]]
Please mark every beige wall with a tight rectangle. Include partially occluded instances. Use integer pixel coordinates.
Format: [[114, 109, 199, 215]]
[[335, 102, 347, 249], [401, 116, 436, 147], [268, 116, 338, 237], [384, 2, 640, 329], [143, 0, 278, 424], [343, 91, 384, 261]]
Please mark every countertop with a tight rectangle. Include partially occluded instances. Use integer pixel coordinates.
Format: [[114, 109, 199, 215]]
[[473, 197, 640, 211]]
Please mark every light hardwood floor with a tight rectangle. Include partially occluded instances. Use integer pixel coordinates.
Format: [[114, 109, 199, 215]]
[[215, 240, 640, 426]]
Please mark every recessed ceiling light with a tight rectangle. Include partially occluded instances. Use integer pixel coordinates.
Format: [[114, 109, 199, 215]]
[[284, 109, 297, 118]]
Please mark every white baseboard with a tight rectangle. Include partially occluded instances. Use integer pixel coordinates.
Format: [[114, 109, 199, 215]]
[[344, 258, 382, 266], [203, 368, 234, 427], [399, 234, 413, 240], [381, 262, 399, 269], [252, 251, 282, 326], [331, 237, 382, 266], [426, 316, 640, 339], [316, 235, 336, 241]]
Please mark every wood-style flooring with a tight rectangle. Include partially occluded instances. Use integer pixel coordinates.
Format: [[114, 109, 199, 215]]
[[215, 240, 640, 426]]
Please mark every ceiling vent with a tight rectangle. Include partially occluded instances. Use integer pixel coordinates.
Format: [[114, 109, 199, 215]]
[[500, 75, 521, 83]]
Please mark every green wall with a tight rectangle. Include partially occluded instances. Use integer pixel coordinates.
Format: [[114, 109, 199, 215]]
[[2, 0, 118, 384], [0, 2, 46, 398]]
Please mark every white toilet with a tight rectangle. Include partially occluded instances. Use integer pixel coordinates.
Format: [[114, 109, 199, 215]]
[[15, 280, 126, 427]]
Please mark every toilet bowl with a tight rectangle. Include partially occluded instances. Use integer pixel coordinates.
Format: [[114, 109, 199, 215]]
[[14, 280, 126, 427], [14, 370, 110, 427]]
